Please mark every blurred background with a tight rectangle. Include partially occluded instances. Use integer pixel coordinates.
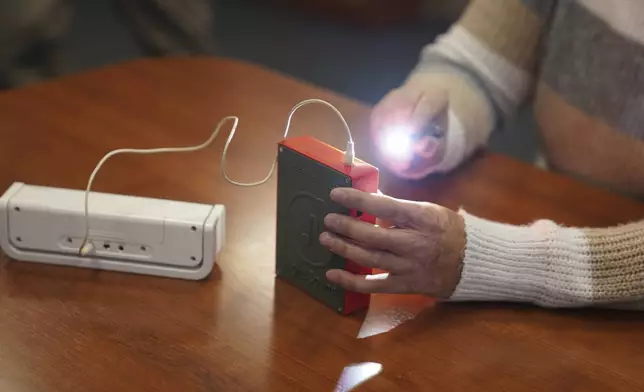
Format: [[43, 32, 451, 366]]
[[1, 0, 538, 163]]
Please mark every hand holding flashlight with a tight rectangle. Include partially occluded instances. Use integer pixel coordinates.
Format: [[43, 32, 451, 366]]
[[370, 83, 449, 179]]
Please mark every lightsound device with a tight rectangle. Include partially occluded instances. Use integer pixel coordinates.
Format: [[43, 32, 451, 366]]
[[276, 136, 378, 314], [0, 182, 224, 280], [0, 99, 407, 314]]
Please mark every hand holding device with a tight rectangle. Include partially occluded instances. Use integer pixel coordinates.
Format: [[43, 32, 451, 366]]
[[320, 187, 465, 298]]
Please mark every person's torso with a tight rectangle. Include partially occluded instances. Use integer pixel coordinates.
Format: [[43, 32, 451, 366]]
[[531, 0, 644, 196]]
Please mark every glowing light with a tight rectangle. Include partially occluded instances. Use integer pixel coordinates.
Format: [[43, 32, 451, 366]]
[[380, 125, 414, 161], [334, 362, 383, 392], [357, 293, 435, 339], [365, 272, 389, 281]]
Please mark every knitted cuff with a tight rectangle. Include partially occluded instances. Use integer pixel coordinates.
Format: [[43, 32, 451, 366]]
[[449, 211, 594, 308]]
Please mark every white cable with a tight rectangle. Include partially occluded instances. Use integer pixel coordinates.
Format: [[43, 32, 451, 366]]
[[78, 98, 355, 256]]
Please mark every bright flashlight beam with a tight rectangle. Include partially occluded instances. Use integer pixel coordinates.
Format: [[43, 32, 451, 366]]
[[381, 126, 414, 161]]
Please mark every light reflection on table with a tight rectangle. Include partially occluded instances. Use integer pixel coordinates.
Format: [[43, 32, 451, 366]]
[[358, 289, 436, 339], [334, 362, 383, 392]]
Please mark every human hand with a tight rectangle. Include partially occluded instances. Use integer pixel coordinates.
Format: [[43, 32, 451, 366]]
[[320, 187, 466, 298], [370, 76, 450, 179]]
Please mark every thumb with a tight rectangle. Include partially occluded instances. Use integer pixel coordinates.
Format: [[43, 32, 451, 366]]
[[409, 88, 449, 134], [414, 136, 441, 159], [408, 88, 449, 163]]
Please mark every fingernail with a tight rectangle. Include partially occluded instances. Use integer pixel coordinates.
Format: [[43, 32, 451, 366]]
[[319, 232, 333, 246], [415, 136, 439, 158], [324, 214, 338, 228], [330, 188, 346, 201], [326, 269, 340, 282]]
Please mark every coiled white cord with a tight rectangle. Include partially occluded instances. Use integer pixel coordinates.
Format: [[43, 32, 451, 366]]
[[78, 98, 355, 256]]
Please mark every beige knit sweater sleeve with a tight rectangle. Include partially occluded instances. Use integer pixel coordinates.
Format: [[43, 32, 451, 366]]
[[405, 0, 551, 173], [450, 212, 644, 308], [412, 0, 644, 308]]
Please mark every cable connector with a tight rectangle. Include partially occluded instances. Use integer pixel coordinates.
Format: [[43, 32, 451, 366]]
[[344, 141, 355, 166], [79, 241, 95, 256]]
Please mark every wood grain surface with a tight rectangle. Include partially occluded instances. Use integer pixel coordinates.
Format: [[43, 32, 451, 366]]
[[1, 58, 644, 392]]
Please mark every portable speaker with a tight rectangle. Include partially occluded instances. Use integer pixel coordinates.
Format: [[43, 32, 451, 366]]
[[275, 136, 379, 315]]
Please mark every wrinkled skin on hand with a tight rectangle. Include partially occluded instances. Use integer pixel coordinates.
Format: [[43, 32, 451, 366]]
[[320, 187, 466, 298]]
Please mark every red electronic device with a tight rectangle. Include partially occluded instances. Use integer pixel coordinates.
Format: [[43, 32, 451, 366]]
[[275, 136, 379, 315]]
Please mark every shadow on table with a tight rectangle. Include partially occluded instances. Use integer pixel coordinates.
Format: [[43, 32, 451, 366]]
[[0, 253, 222, 329]]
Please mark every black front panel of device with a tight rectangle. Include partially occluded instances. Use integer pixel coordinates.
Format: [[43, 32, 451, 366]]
[[275, 145, 351, 312]]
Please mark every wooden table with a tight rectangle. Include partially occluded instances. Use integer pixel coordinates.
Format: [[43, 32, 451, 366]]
[[2, 58, 644, 392]]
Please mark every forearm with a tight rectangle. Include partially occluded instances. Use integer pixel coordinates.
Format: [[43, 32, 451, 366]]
[[450, 212, 644, 308], [401, 0, 553, 174], [412, 0, 551, 122], [535, 85, 644, 198]]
